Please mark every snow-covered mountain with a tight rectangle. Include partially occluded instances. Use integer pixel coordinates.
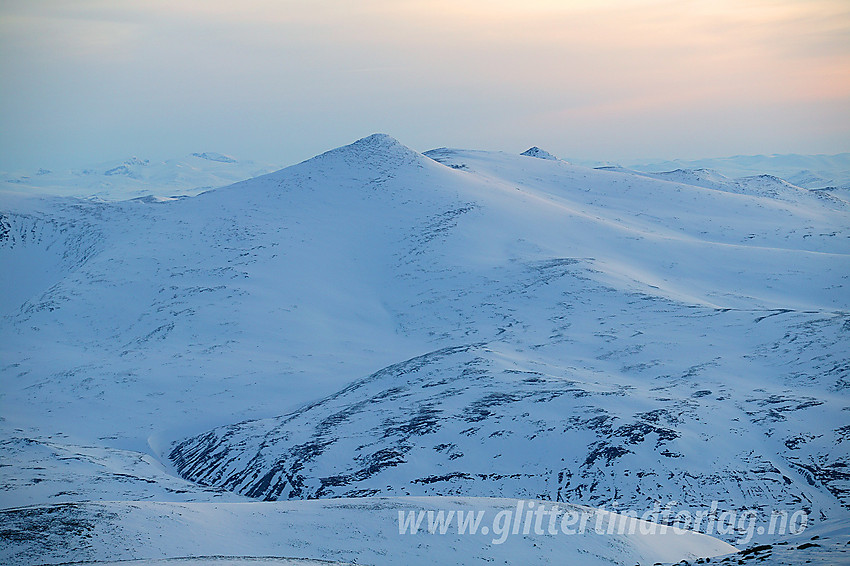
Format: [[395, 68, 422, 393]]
[[1, 134, 848, 565], [0, 152, 281, 200], [594, 166, 848, 206], [626, 153, 850, 190], [520, 146, 559, 160]]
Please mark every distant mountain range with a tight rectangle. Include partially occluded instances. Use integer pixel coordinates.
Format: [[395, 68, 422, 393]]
[[627, 153, 850, 190], [0, 153, 281, 200], [3, 150, 849, 202], [558, 153, 850, 190]]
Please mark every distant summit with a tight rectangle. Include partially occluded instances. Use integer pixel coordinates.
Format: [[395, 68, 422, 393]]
[[192, 152, 238, 163], [345, 133, 412, 156], [521, 146, 558, 160], [104, 156, 150, 177]]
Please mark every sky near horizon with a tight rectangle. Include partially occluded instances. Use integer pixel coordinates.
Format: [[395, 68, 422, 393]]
[[1, 0, 848, 170]]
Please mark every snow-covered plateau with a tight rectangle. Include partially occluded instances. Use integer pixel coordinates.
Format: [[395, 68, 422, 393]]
[[0, 153, 280, 201], [1, 134, 848, 565]]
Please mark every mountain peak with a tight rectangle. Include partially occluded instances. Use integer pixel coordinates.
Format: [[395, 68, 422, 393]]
[[117, 156, 149, 167], [521, 146, 558, 160], [191, 152, 237, 164], [345, 133, 412, 155], [302, 133, 424, 174], [353, 132, 400, 145]]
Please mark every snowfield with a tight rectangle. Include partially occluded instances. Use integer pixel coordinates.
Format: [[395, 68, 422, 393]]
[[1, 134, 848, 565], [0, 497, 737, 565]]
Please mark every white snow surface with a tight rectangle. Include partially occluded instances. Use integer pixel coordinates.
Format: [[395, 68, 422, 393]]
[[0, 497, 736, 566], [1, 134, 848, 564]]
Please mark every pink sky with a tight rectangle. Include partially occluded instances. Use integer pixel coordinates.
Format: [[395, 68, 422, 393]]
[[1, 0, 848, 168]]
